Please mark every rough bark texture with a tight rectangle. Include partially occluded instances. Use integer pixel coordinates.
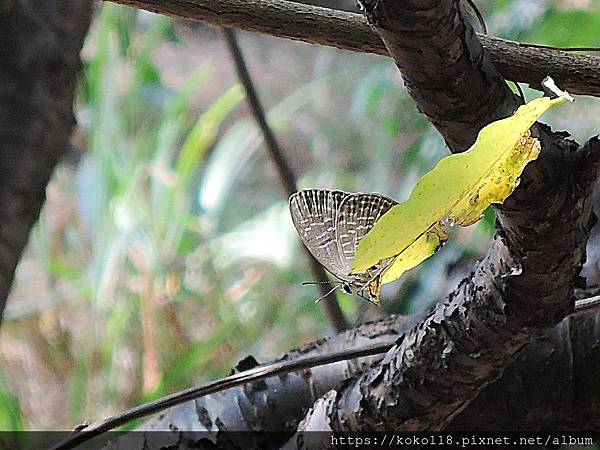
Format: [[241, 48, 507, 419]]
[[106, 0, 600, 97], [104, 305, 600, 449], [366, 0, 520, 150], [450, 306, 600, 431], [130, 316, 417, 449], [0, 0, 93, 320]]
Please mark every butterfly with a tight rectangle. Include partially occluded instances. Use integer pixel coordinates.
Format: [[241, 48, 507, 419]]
[[289, 189, 397, 305]]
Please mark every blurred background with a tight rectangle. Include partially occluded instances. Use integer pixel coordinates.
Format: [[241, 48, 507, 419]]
[[0, 0, 599, 430]]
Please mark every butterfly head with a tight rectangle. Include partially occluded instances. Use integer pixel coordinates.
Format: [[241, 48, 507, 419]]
[[343, 273, 382, 306]]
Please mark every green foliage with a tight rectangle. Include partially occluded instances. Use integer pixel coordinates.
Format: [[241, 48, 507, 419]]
[[528, 8, 600, 48]]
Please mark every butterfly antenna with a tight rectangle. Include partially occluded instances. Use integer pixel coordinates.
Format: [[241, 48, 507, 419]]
[[314, 284, 342, 304], [302, 280, 340, 286]]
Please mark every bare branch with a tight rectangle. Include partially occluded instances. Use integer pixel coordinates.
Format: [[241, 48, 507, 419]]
[[50, 342, 395, 450], [68, 303, 600, 449], [106, 0, 600, 97]]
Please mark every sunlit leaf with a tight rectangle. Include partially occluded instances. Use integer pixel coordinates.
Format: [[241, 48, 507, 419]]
[[176, 84, 245, 189], [353, 93, 570, 280]]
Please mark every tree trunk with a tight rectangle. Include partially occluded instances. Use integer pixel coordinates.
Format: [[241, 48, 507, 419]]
[[0, 0, 93, 322]]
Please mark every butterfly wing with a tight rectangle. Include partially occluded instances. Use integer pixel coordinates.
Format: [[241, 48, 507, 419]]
[[289, 189, 351, 280], [335, 192, 398, 275]]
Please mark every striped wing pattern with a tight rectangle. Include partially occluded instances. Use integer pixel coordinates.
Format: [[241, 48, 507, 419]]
[[289, 189, 397, 287], [335, 193, 398, 280], [289, 190, 349, 279]]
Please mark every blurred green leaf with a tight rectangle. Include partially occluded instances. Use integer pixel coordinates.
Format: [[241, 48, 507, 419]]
[[0, 377, 23, 431], [176, 85, 245, 190], [529, 8, 600, 47]]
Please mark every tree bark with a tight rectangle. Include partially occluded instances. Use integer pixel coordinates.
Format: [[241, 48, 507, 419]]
[[449, 305, 600, 431], [102, 304, 600, 449], [0, 0, 93, 322], [105, 0, 600, 97]]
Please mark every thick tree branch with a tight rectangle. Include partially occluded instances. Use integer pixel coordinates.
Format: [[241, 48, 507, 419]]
[[449, 303, 600, 430], [98, 303, 600, 449], [105, 0, 600, 97], [54, 340, 399, 449], [290, 0, 600, 434], [93, 316, 415, 449], [0, 0, 93, 322], [365, 0, 520, 150]]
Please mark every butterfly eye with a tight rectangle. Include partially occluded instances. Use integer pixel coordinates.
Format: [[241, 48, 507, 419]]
[[341, 283, 352, 294]]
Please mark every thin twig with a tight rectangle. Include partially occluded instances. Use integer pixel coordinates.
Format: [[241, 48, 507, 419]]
[[221, 27, 348, 332], [517, 42, 600, 53], [47, 340, 396, 450]]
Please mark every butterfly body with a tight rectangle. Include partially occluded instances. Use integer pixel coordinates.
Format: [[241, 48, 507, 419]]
[[289, 189, 397, 304]]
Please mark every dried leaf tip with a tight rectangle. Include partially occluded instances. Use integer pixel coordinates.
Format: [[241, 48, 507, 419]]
[[542, 76, 574, 102]]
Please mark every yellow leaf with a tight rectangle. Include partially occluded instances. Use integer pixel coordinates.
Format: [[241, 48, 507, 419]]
[[352, 94, 569, 278], [380, 232, 445, 284]]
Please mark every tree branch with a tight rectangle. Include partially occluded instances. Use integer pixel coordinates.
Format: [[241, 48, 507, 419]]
[[365, 0, 520, 150], [91, 316, 417, 449], [93, 303, 600, 449], [52, 341, 398, 450], [105, 0, 600, 97], [449, 303, 600, 431]]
